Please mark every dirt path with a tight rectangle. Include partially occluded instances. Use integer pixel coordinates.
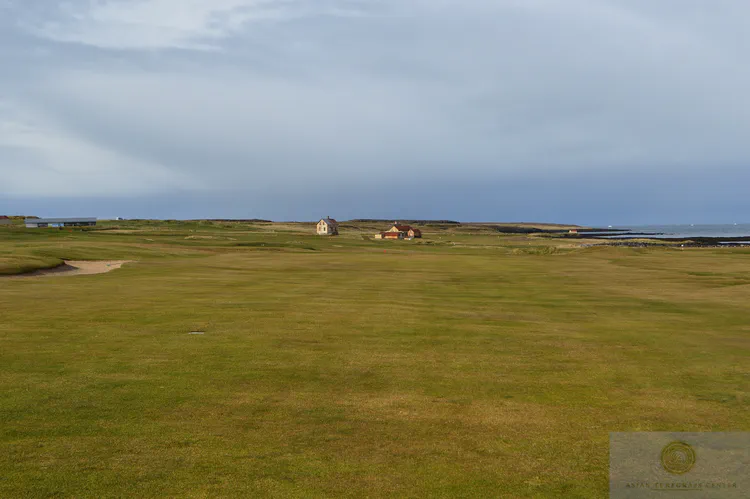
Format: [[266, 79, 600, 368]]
[[4, 260, 132, 279]]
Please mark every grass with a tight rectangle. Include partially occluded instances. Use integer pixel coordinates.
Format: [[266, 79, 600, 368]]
[[1, 221, 749, 497]]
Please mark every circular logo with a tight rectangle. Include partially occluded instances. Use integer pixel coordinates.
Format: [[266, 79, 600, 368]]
[[661, 441, 696, 475]]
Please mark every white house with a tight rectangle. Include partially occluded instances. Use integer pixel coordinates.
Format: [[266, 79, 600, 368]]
[[317, 217, 339, 236]]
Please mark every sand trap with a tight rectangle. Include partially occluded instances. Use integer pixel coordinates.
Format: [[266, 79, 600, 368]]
[[5, 260, 132, 279]]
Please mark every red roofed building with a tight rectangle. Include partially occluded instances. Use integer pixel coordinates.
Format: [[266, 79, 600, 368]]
[[388, 223, 422, 239]]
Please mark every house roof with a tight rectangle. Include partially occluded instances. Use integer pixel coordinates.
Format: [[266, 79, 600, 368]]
[[0, 216, 9, 219], [320, 218, 338, 225], [383, 232, 402, 237], [392, 225, 412, 231]]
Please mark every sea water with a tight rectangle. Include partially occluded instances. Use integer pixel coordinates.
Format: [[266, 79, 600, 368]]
[[602, 224, 750, 241]]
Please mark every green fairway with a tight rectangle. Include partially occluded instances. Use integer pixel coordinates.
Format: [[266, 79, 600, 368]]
[[1, 221, 748, 497]]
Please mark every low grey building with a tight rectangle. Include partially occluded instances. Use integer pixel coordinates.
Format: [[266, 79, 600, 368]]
[[25, 218, 97, 228]]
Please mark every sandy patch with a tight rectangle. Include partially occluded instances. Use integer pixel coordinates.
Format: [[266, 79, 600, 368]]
[[4, 260, 132, 279]]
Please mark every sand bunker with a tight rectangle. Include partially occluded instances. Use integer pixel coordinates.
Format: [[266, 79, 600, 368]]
[[5, 260, 132, 279]]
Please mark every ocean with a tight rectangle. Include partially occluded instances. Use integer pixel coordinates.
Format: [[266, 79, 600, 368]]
[[599, 223, 750, 241]]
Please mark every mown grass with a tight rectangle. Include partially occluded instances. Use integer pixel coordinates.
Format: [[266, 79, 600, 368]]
[[0, 221, 749, 497]]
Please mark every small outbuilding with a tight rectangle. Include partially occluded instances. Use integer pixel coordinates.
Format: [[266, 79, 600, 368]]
[[317, 217, 339, 236]]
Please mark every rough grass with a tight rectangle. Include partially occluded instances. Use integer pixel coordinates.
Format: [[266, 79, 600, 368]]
[[0, 221, 748, 497]]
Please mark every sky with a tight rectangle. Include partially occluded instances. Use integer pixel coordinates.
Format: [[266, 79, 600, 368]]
[[1, 0, 749, 224]]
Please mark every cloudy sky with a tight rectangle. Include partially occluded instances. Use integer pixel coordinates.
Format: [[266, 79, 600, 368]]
[[1, 0, 749, 224]]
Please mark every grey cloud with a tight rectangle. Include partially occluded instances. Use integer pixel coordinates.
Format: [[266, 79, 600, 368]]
[[1, 0, 750, 222], [19, 0, 382, 50]]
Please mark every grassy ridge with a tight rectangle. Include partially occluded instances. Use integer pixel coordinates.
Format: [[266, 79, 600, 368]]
[[0, 220, 572, 275], [1, 221, 749, 497]]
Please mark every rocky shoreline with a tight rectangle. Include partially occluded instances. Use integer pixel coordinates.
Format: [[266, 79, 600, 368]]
[[582, 236, 750, 248]]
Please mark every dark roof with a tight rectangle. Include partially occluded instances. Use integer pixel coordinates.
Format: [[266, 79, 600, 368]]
[[383, 232, 403, 237], [320, 218, 338, 225], [0, 216, 9, 219], [393, 225, 412, 231]]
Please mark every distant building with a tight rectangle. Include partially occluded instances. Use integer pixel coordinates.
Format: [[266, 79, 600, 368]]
[[382, 231, 405, 240], [317, 217, 339, 236], [387, 223, 422, 239], [0, 216, 11, 225], [25, 218, 97, 228]]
